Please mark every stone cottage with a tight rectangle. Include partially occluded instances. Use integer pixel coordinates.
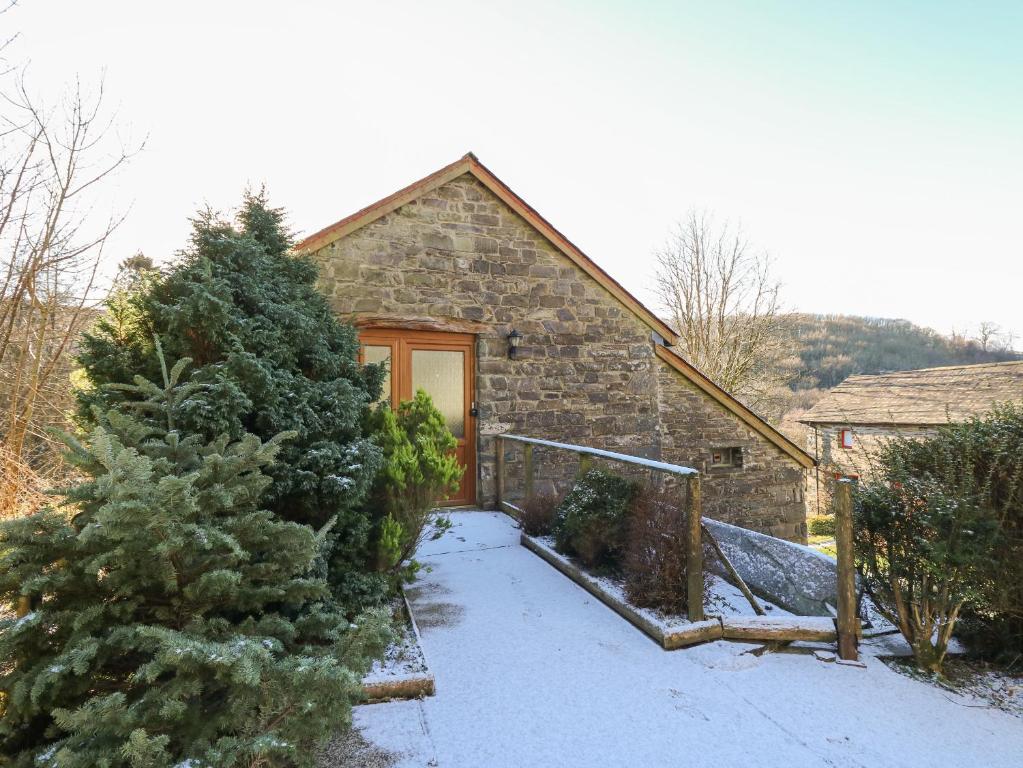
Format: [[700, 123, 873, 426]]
[[800, 360, 1023, 516], [297, 153, 813, 541]]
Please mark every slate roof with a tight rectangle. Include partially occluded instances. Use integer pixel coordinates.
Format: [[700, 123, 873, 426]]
[[799, 361, 1023, 426]]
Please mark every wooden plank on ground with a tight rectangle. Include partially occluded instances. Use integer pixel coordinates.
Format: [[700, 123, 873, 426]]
[[720, 616, 838, 642]]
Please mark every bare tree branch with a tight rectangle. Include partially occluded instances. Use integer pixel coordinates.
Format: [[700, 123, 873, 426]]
[[0, 66, 140, 516], [654, 211, 793, 415]]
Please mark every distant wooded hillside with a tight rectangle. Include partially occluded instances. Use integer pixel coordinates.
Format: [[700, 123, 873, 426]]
[[784, 314, 1020, 391]]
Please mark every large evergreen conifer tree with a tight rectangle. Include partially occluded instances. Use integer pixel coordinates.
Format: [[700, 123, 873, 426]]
[[0, 352, 390, 766], [78, 193, 385, 608]]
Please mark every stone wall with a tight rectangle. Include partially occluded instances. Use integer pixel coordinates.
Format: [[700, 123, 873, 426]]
[[312, 172, 808, 540], [656, 364, 807, 540], [805, 423, 936, 517]]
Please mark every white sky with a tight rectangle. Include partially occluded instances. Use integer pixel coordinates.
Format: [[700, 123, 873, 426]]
[[7, 0, 1022, 339]]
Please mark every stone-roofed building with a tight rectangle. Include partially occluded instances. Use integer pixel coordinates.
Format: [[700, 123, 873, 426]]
[[298, 153, 814, 540], [800, 360, 1023, 515]]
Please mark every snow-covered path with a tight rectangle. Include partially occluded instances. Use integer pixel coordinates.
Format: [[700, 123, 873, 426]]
[[353, 511, 1022, 767]]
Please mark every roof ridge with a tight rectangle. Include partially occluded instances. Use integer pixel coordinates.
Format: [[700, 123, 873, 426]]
[[294, 152, 680, 345], [801, 359, 1023, 426], [844, 360, 1023, 380]]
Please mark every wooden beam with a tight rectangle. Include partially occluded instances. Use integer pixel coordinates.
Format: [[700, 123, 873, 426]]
[[353, 314, 489, 334], [721, 616, 839, 642], [834, 481, 859, 661], [523, 443, 534, 502], [702, 522, 766, 616], [578, 452, 592, 475], [495, 436, 505, 510], [685, 474, 705, 622]]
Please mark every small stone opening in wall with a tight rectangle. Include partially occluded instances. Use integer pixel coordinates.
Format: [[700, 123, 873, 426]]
[[710, 447, 743, 469]]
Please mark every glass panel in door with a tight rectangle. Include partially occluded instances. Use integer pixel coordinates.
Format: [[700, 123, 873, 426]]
[[410, 349, 465, 438], [362, 345, 392, 405]]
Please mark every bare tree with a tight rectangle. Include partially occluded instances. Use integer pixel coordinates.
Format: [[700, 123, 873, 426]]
[[976, 321, 1015, 354], [654, 211, 792, 414], [0, 71, 139, 516], [0, 2, 19, 69]]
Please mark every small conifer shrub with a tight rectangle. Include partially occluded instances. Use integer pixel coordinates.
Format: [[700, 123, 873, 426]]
[[77, 193, 385, 611], [0, 351, 390, 766], [366, 391, 463, 584], [552, 468, 640, 571]]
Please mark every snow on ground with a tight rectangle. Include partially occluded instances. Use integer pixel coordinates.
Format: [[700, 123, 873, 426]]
[[706, 572, 792, 616], [363, 598, 429, 687], [527, 532, 793, 634], [337, 512, 1023, 768]]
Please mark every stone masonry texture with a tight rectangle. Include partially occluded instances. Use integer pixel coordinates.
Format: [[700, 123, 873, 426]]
[[312, 174, 808, 541]]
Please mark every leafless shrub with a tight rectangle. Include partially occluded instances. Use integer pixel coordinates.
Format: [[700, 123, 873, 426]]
[[624, 485, 692, 614], [0, 69, 140, 515], [518, 491, 560, 537], [0, 441, 48, 518]]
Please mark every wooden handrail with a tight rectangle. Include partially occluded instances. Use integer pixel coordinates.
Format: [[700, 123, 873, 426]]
[[495, 434, 697, 476], [496, 433, 858, 658], [495, 433, 704, 620]]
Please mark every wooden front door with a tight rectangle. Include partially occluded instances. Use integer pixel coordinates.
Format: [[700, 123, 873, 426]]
[[359, 329, 476, 506]]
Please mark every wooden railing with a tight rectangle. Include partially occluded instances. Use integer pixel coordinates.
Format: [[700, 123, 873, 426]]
[[494, 434, 706, 622], [494, 433, 860, 660]]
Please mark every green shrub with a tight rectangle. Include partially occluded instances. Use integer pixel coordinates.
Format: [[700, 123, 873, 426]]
[[0, 352, 390, 766], [553, 469, 640, 571], [854, 425, 1008, 673], [78, 192, 386, 612], [809, 515, 836, 537], [518, 491, 561, 537], [366, 390, 463, 584], [898, 403, 1023, 663]]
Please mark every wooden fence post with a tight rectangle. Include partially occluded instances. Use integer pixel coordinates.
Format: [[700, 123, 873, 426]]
[[523, 443, 534, 502], [495, 436, 504, 511], [578, 452, 592, 475], [834, 480, 859, 661], [685, 474, 705, 622]]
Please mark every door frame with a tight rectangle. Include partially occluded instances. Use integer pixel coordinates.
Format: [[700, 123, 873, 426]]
[[358, 328, 477, 506]]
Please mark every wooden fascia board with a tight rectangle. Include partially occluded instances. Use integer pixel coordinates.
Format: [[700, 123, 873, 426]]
[[294, 157, 474, 253], [655, 345, 815, 468], [295, 155, 679, 346]]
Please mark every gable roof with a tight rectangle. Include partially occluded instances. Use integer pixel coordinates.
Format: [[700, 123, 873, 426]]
[[298, 153, 813, 469], [655, 346, 815, 468], [799, 361, 1023, 427], [294, 153, 679, 345]]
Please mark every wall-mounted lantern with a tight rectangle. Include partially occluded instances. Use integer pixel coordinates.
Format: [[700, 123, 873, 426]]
[[507, 329, 523, 359]]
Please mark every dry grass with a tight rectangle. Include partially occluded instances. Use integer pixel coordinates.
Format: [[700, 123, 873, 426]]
[[0, 444, 52, 519], [518, 491, 560, 537], [317, 728, 398, 768], [623, 486, 690, 615]]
